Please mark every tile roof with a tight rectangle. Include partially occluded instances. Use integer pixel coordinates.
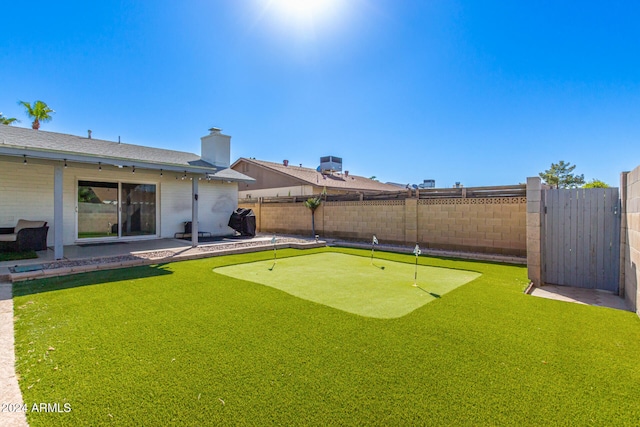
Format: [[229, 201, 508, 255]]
[[234, 158, 401, 192]]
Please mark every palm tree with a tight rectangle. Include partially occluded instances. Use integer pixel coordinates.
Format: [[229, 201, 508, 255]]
[[0, 113, 19, 125], [304, 196, 322, 237], [18, 100, 54, 130]]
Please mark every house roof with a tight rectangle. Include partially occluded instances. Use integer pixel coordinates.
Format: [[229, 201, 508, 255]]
[[0, 125, 253, 182], [232, 158, 401, 193]]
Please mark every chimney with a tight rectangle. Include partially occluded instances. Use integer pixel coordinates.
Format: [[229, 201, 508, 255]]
[[201, 127, 231, 168], [88, 130, 92, 139], [283, 160, 289, 167], [344, 170, 349, 177]]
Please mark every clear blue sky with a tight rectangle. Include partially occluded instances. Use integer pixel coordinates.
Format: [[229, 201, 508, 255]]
[[2, 0, 639, 187]]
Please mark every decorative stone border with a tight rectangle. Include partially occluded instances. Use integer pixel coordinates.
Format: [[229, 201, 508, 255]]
[[9, 238, 324, 282]]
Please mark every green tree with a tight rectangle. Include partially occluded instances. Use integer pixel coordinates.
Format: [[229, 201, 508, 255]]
[[583, 179, 610, 188], [0, 113, 19, 125], [18, 100, 54, 130], [303, 196, 322, 237], [539, 160, 585, 188]]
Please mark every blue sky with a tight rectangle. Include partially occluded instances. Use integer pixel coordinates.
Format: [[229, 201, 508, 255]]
[[2, 0, 639, 187]]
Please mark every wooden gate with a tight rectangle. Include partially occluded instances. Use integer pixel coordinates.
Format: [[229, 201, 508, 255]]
[[543, 188, 620, 291]]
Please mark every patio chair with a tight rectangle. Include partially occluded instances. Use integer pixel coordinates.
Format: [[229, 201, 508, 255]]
[[0, 219, 49, 252]]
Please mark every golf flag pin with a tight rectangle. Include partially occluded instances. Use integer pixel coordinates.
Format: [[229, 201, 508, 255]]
[[413, 243, 421, 286], [373, 235, 379, 245], [269, 235, 278, 270]]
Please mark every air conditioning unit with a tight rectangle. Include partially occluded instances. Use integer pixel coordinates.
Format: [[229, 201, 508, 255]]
[[319, 156, 342, 174]]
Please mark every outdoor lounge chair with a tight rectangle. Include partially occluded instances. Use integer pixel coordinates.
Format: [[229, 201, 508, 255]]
[[0, 219, 49, 252]]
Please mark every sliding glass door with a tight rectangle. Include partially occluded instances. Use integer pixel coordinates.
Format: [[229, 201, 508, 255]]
[[77, 180, 156, 240], [77, 181, 119, 239], [120, 183, 156, 237]]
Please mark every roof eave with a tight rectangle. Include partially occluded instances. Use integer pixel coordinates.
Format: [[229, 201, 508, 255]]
[[206, 170, 256, 183], [0, 145, 217, 174]]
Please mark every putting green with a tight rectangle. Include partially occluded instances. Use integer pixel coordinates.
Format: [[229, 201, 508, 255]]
[[213, 252, 481, 319]]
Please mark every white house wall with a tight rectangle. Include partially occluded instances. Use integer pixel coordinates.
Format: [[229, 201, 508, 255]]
[[0, 158, 240, 246], [0, 159, 55, 243], [160, 178, 192, 238], [160, 179, 238, 237], [198, 180, 238, 236]]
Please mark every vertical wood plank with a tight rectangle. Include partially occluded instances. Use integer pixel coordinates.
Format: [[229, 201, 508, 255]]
[[547, 189, 559, 285], [545, 190, 555, 284], [602, 188, 612, 289], [596, 188, 606, 288], [602, 188, 621, 291], [568, 188, 580, 286], [543, 190, 550, 283], [611, 188, 621, 290], [589, 188, 599, 288], [582, 188, 592, 288], [561, 189, 571, 286]]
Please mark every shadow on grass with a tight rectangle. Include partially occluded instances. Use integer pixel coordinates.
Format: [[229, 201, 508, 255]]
[[0, 250, 38, 262], [414, 285, 441, 298], [12, 264, 173, 297]]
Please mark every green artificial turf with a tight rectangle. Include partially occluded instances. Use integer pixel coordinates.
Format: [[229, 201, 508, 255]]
[[214, 252, 480, 318], [12, 247, 640, 426], [0, 250, 37, 262]]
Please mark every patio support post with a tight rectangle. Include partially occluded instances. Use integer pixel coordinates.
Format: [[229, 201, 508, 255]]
[[191, 177, 199, 247], [619, 171, 628, 298], [53, 163, 64, 260]]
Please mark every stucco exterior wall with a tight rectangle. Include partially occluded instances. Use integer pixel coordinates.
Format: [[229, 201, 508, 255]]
[[623, 167, 640, 315], [197, 181, 239, 236], [159, 179, 237, 237]]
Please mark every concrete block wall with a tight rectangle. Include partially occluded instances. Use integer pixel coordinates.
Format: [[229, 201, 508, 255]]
[[418, 197, 526, 255], [241, 195, 527, 255], [622, 167, 640, 315], [323, 201, 407, 244], [259, 203, 318, 237]]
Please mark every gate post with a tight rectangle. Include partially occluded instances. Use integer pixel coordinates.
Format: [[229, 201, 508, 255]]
[[619, 172, 628, 298], [526, 177, 544, 286]]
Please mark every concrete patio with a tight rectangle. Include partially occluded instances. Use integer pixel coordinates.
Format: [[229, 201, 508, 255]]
[[529, 284, 631, 311], [0, 235, 325, 282]]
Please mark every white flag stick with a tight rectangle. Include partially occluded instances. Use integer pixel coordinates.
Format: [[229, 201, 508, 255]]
[[413, 243, 421, 286]]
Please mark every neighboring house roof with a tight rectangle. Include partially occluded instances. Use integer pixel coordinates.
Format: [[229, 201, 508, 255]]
[[0, 125, 253, 182], [231, 158, 401, 193]]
